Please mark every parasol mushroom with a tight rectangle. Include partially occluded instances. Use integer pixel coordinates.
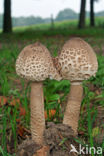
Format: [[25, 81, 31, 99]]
[[57, 37, 98, 134], [16, 42, 61, 145]]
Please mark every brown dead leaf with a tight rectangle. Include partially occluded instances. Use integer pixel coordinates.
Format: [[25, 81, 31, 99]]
[[10, 98, 20, 106], [16, 118, 21, 123], [44, 109, 56, 119], [19, 107, 26, 116], [0, 96, 20, 107], [7, 144, 11, 153], [0, 96, 8, 106], [78, 130, 85, 135], [17, 125, 25, 137], [95, 89, 101, 96]]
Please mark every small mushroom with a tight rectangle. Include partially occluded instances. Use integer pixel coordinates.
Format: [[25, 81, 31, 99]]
[[58, 37, 98, 134], [16, 42, 61, 145]]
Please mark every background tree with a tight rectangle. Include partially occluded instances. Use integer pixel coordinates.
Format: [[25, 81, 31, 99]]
[[3, 0, 12, 33], [50, 14, 54, 30], [90, 0, 98, 27], [56, 8, 78, 21], [78, 0, 86, 28]]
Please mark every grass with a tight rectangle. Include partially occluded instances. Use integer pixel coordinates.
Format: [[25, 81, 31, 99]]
[[12, 16, 104, 31], [0, 17, 104, 155]]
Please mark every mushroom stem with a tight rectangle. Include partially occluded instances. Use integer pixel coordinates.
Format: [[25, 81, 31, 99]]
[[63, 83, 83, 135], [30, 82, 45, 145]]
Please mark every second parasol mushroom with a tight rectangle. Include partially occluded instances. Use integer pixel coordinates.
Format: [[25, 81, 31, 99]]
[[16, 42, 61, 145], [57, 37, 98, 135]]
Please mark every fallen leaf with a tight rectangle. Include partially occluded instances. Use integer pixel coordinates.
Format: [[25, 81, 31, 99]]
[[0, 96, 21, 107], [44, 109, 56, 119], [95, 89, 101, 96], [0, 96, 8, 106], [16, 118, 21, 123], [17, 125, 25, 137], [78, 130, 85, 135], [7, 144, 11, 153], [19, 107, 26, 116], [10, 98, 20, 106]]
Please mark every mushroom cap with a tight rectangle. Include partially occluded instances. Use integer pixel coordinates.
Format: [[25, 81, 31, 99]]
[[58, 38, 98, 83], [16, 42, 61, 81]]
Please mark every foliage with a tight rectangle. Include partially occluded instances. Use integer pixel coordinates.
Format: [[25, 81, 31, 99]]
[[0, 8, 104, 29], [56, 8, 78, 21], [12, 16, 47, 27]]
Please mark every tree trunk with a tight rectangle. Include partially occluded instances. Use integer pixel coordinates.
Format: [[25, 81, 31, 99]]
[[78, 0, 86, 29], [90, 0, 95, 27], [3, 0, 12, 33]]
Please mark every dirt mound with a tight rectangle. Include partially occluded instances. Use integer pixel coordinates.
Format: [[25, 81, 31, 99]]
[[44, 122, 74, 156], [16, 139, 41, 156], [16, 122, 77, 156]]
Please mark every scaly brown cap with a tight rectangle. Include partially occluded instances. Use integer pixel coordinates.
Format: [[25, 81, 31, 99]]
[[16, 42, 61, 81], [58, 38, 98, 83]]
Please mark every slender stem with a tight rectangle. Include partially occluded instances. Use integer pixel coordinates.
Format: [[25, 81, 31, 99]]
[[63, 84, 83, 135], [30, 82, 45, 145]]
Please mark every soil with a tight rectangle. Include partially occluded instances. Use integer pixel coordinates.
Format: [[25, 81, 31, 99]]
[[16, 122, 77, 156], [16, 139, 41, 156]]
